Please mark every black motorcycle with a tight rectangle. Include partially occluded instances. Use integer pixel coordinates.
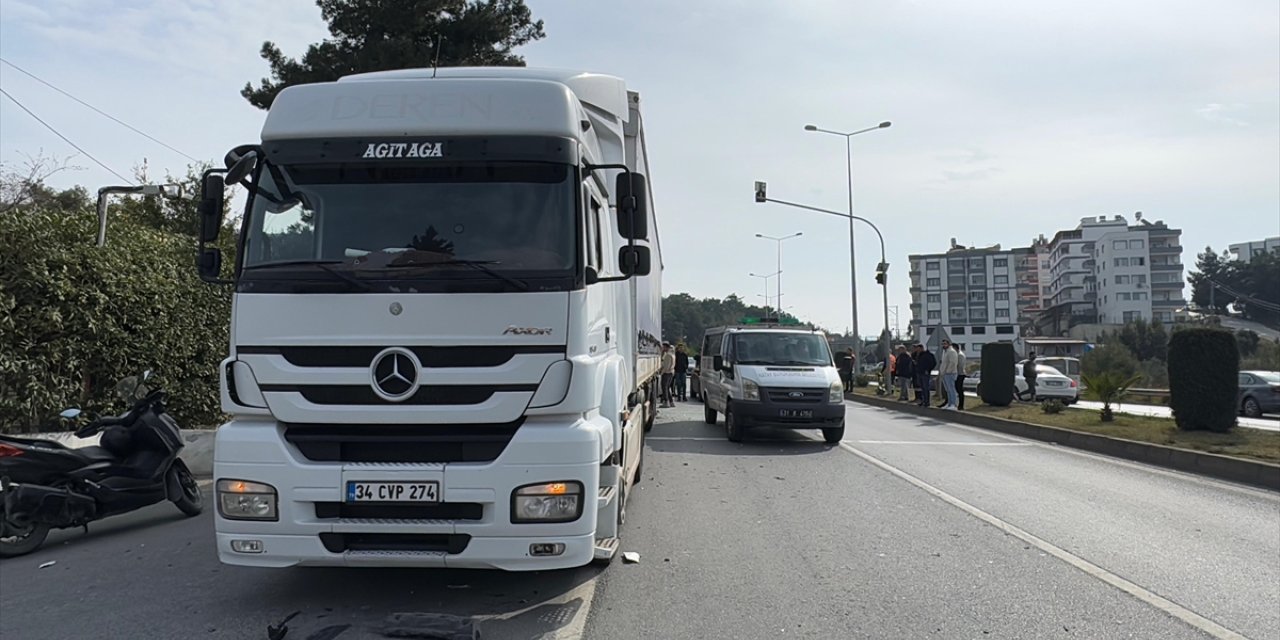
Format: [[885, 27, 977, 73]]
[[0, 372, 203, 557]]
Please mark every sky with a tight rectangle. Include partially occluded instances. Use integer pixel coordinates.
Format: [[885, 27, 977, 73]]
[[2, 0, 1277, 335]]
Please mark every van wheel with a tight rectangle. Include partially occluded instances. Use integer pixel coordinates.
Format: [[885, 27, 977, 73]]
[[822, 422, 845, 444], [725, 402, 746, 442], [703, 399, 717, 425]]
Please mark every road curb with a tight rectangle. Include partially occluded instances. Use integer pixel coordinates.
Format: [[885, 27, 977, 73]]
[[846, 393, 1280, 492], [18, 429, 216, 478]]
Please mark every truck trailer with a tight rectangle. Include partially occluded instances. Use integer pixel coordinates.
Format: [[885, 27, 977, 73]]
[[195, 67, 661, 570]]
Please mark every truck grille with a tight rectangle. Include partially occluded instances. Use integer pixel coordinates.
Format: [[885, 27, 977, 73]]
[[319, 532, 470, 554], [284, 422, 521, 463], [764, 388, 826, 404], [314, 502, 483, 521], [238, 345, 563, 368]]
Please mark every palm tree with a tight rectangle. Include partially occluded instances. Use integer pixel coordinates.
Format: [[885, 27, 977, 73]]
[[1081, 371, 1143, 422]]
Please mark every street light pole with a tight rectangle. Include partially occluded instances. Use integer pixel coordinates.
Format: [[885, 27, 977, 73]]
[[804, 121, 891, 354], [749, 271, 779, 319], [755, 232, 802, 318]]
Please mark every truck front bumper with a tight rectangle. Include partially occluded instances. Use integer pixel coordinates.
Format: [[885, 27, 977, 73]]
[[213, 416, 605, 571]]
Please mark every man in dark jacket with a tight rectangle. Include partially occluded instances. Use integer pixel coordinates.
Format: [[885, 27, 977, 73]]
[[913, 343, 937, 407], [674, 344, 690, 402], [894, 345, 914, 401], [1021, 352, 1038, 402]]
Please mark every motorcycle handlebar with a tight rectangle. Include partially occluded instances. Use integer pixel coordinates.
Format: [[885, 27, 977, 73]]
[[74, 389, 167, 438]]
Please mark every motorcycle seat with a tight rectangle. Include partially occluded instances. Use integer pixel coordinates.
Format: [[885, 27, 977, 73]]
[[73, 446, 118, 462]]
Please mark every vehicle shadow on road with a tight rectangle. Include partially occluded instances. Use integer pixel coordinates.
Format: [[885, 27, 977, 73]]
[[647, 427, 836, 457]]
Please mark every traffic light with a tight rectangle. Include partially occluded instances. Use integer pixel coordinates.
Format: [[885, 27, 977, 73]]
[[754, 181, 767, 203], [875, 262, 888, 285]]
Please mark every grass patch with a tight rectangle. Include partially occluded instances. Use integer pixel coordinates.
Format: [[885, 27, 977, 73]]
[[849, 386, 1280, 464]]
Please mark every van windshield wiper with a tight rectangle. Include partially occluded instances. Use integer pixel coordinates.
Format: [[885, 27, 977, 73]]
[[245, 260, 372, 291], [376, 259, 530, 291]]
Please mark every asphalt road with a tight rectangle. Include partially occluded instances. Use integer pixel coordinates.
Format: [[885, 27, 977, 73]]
[[2, 402, 1277, 639]]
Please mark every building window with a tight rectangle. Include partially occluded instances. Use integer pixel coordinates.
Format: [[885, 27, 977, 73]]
[[996, 326, 1015, 334], [1115, 275, 1129, 284], [1135, 275, 1147, 285], [972, 327, 987, 335], [1134, 292, 1147, 300], [968, 258, 984, 269], [927, 294, 941, 304], [1134, 257, 1145, 266], [993, 258, 1008, 267], [951, 327, 966, 335], [926, 261, 940, 271], [996, 309, 1010, 318], [955, 343, 965, 351], [995, 292, 1009, 301], [970, 275, 987, 286], [972, 343, 983, 353], [1112, 240, 1127, 250], [1130, 239, 1144, 250], [994, 275, 1008, 285], [1123, 311, 1142, 322], [927, 278, 940, 287], [1117, 292, 1131, 301], [950, 309, 967, 321], [1114, 258, 1128, 267], [928, 311, 941, 320], [969, 291, 987, 303]]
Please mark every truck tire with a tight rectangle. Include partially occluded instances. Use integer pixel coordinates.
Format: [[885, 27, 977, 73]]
[[725, 402, 746, 442], [644, 387, 656, 433], [822, 421, 845, 444], [703, 399, 717, 425]]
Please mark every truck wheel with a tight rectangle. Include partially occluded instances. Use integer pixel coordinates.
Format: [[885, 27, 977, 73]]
[[703, 399, 717, 425], [643, 390, 656, 433], [725, 402, 746, 442], [822, 421, 845, 444], [0, 509, 50, 558]]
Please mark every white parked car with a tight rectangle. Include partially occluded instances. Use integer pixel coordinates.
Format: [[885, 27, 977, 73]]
[[971, 364, 1079, 403]]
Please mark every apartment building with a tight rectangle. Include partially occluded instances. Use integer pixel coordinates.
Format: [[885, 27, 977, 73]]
[[1229, 236, 1280, 263], [908, 240, 1036, 355]]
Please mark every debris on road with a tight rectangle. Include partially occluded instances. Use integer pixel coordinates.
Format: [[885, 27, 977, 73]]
[[622, 551, 641, 563], [380, 612, 478, 639], [38, 560, 56, 569], [266, 610, 299, 640]]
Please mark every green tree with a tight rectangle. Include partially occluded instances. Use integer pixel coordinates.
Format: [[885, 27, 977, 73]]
[[1113, 317, 1168, 362], [1236, 330, 1260, 358], [1188, 246, 1233, 313], [242, 0, 547, 109], [1082, 342, 1139, 378]]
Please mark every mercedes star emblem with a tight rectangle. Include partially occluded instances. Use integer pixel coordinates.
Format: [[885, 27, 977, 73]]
[[370, 348, 419, 402]]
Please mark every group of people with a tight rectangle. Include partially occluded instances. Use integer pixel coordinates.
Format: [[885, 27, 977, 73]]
[[889, 340, 968, 411], [659, 342, 690, 408]]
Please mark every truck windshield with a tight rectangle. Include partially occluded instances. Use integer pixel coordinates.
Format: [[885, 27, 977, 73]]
[[240, 162, 576, 286], [733, 333, 833, 367]]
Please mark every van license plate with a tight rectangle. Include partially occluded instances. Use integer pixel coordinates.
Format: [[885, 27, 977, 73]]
[[346, 482, 439, 503], [780, 409, 813, 418]]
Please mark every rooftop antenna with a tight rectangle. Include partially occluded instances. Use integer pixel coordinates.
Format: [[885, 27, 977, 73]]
[[431, 35, 445, 78]]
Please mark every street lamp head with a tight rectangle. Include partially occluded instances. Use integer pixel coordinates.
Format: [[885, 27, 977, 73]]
[[878, 121, 892, 128], [804, 124, 818, 131], [755, 233, 764, 238]]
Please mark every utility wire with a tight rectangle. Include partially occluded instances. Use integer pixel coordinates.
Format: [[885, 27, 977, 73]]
[[0, 87, 133, 184], [0, 57, 199, 162]]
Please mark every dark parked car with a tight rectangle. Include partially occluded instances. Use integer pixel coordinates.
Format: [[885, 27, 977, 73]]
[[1238, 370, 1280, 418]]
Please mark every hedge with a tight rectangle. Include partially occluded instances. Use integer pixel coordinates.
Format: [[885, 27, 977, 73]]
[[1167, 328, 1239, 433], [0, 205, 231, 433], [980, 342, 1015, 407]]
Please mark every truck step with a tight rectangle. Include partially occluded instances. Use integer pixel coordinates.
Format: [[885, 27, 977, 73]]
[[593, 537, 619, 560], [597, 485, 617, 510]]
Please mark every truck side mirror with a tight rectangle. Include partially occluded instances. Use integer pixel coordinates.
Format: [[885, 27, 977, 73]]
[[615, 172, 648, 240], [713, 355, 724, 372], [199, 174, 225, 243], [197, 248, 223, 282], [618, 245, 651, 277]]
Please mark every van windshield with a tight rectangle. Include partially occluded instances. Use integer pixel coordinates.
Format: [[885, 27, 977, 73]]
[[732, 333, 832, 367]]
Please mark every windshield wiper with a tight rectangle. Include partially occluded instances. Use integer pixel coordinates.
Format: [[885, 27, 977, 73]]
[[376, 259, 530, 291], [245, 260, 372, 292]]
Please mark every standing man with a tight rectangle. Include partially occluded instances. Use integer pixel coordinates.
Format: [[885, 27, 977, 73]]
[[674, 343, 690, 402], [914, 343, 937, 407], [939, 339, 959, 410], [660, 342, 676, 408], [837, 347, 855, 392], [953, 343, 968, 410], [894, 345, 914, 401], [1022, 352, 1039, 402]]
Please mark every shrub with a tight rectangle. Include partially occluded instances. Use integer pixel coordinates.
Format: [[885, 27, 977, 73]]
[[1081, 371, 1142, 422], [980, 342, 1015, 406], [1168, 328, 1239, 432], [0, 206, 231, 433], [1082, 342, 1139, 378], [854, 374, 871, 388], [1041, 399, 1065, 414]]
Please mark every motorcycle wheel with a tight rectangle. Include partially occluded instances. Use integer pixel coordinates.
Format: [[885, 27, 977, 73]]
[[0, 508, 50, 558], [171, 462, 204, 517]]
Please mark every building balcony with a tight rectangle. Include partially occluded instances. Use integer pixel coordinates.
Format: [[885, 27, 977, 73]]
[[1150, 262, 1183, 271], [1151, 280, 1184, 289], [1153, 298, 1184, 306], [1150, 244, 1183, 254]]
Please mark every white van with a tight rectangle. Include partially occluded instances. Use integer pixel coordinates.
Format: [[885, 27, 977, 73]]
[[698, 326, 846, 443]]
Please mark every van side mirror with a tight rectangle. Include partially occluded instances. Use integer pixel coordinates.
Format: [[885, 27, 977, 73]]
[[618, 245, 651, 277], [197, 248, 223, 281], [199, 174, 225, 243], [615, 172, 648, 240], [713, 355, 725, 372]]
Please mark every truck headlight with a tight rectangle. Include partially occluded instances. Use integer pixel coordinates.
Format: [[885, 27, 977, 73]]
[[217, 479, 278, 521], [830, 382, 845, 403], [743, 378, 760, 401], [511, 481, 583, 523]]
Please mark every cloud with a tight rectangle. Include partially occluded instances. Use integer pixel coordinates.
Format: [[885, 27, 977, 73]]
[[1196, 103, 1250, 127]]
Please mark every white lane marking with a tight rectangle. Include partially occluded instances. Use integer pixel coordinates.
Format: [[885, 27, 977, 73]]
[[829, 437, 1250, 640], [856, 440, 1030, 446], [845, 401, 1280, 502]]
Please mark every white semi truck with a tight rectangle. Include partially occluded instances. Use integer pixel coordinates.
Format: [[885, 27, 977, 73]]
[[194, 68, 662, 570]]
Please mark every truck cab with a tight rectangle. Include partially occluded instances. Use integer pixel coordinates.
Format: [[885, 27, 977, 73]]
[[699, 326, 846, 443]]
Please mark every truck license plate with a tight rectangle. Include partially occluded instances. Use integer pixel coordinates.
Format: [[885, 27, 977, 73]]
[[780, 409, 813, 418], [346, 482, 439, 503]]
